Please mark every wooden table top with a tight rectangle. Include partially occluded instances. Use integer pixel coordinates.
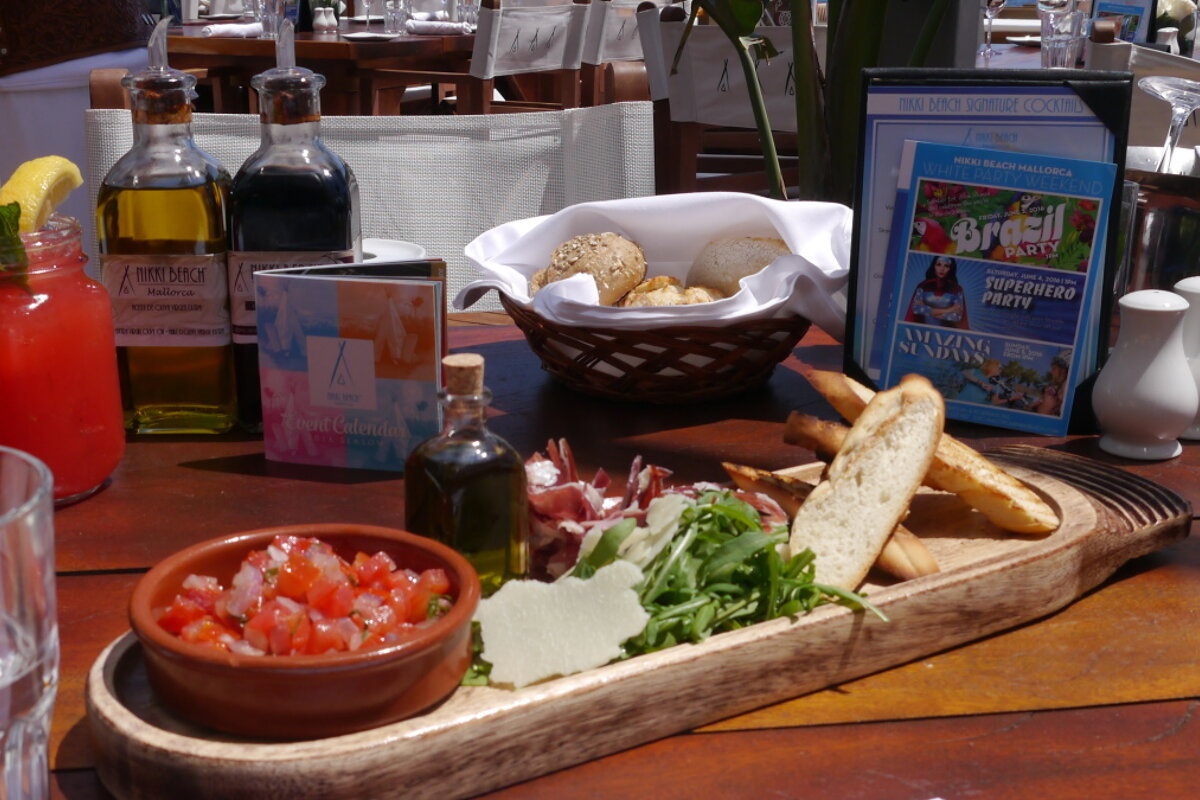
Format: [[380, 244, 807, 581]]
[[49, 314, 1198, 799], [169, 20, 473, 62]]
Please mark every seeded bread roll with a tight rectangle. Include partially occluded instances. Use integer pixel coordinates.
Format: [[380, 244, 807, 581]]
[[530, 232, 647, 306], [619, 275, 726, 308], [687, 236, 791, 297]]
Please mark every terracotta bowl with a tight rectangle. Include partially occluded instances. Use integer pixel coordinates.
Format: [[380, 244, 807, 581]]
[[129, 523, 481, 739]]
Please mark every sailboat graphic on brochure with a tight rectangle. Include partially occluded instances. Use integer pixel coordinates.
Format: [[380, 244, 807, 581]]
[[278, 389, 317, 457], [374, 293, 410, 365], [271, 286, 306, 358], [374, 390, 413, 464]]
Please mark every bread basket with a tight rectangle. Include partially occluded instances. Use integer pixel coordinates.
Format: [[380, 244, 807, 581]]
[[499, 295, 810, 403], [458, 193, 852, 404]]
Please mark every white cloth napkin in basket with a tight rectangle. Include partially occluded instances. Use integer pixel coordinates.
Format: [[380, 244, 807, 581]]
[[201, 22, 263, 37], [455, 192, 852, 341]]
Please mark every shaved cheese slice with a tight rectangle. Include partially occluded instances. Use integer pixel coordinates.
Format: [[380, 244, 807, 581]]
[[475, 561, 649, 688], [619, 493, 688, 568], [575, 493, 690, 572]]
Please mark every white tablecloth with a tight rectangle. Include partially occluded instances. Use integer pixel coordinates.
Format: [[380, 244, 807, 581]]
[[0, 48, 149, 274]]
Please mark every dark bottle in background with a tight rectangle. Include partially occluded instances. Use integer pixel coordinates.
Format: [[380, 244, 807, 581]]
[[228, 56, 361, 431]]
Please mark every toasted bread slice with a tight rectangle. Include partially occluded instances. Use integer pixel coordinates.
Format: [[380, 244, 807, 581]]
[[782, 411, 847, 462], [724, 461, 939, 581], [875, 527, 940, 581], [798, 366, 1060, 535], [722, 462, 813, 515], [787, 375, 944, 590]]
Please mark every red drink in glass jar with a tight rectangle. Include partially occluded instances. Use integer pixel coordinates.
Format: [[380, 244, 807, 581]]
[[0, 214, 125, 504]]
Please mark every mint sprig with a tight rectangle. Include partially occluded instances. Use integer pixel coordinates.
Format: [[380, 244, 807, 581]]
[[0, 202, 29, 291]]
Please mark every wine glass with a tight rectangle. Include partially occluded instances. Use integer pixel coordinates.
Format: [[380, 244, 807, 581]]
[[981, 0, 1008, 61], [1139, 75, 1200, 174]]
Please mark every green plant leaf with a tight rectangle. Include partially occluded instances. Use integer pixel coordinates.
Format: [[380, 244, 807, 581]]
[[824, 0, 888, 205], [910, 0, 952, 66], [0, 202, 29, 291], [790, 0, 829, 199]]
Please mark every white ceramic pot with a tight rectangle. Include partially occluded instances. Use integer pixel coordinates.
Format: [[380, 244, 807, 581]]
[[1093, 289, 1198, 459], [1173, 276, 1200, 439]]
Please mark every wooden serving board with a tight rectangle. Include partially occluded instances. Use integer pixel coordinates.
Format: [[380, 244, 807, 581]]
[[86, 446, 1192, 800]]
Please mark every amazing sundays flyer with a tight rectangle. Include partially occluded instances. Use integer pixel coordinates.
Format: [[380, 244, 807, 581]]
[[879, 141, 1117, 436]]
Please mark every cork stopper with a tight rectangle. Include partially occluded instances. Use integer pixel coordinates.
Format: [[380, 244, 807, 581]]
[[443, 353, 485, 395], [1091, 19, 1118, 43]]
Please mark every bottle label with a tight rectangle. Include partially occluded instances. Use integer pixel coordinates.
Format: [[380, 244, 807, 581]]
[[227, 250, 357, 344], [100, 254, 231, 347]]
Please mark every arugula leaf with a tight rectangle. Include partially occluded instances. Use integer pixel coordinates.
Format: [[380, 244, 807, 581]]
[[621, 491, 884, 658], [569, 518, 637, 580], [0, 202, 29, 291], [460, 621, 493, 685]]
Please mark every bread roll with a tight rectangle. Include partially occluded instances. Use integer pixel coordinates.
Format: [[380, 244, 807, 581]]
[[687, 237, 791, 297], [530, 232, 647, 306], [619, 275, 725, 308]]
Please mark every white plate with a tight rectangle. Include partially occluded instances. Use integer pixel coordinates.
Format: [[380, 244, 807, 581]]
[[339, 31, 401, 41], [362, 238, 427, 262], [1008, 35, 1041, 46], [345, 14, 383, 22]]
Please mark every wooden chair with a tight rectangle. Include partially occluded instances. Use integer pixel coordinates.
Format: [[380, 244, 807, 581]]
[[363, 0, 592, 114], [89, 66, 248, 113], [578, 0, 666, 106]]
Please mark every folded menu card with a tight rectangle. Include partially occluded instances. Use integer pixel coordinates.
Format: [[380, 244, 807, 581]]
[[254, 261, 447, 472]]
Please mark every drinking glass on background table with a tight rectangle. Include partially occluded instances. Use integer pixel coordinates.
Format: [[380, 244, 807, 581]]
[[457, 0, 478, 28], [0, 447, 57, 800], [1041, 8, 1086, 68], [980, 0, 1007, 61], [385, 0, 410, 34], [254, 0, 284, 38]]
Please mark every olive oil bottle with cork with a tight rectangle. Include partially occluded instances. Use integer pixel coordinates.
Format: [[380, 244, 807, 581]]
[[405, 354, 528, 595]]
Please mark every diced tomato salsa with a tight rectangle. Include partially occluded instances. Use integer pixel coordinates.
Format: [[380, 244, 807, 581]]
[[155, 535, 454, 656]]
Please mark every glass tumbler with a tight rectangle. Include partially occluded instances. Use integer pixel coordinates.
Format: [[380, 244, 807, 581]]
[[385, 0, 410, 34], [0, 447, 57, 800], [254, 0, 285, 38], [1041, 9, 1086, 68]]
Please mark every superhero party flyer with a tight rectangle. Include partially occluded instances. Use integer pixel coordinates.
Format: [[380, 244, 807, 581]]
[[880, 140, 1117, 436]]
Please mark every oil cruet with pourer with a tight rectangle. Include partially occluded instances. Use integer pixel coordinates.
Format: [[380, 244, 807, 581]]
[[95, 19, 237, 434], [405, 354, 528, 595], [228, 20, 362, 432]]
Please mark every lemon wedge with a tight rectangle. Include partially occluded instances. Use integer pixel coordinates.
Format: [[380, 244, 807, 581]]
[[0, 156, 84, 234]]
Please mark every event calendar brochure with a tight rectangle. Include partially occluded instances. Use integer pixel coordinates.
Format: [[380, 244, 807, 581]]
[[878, 141, 1117, 436], [254, 261, 447, 472], [848, 69, 1131, 386]]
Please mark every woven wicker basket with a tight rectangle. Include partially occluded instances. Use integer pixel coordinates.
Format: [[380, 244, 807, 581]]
[[501, 295, 811, 403]]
